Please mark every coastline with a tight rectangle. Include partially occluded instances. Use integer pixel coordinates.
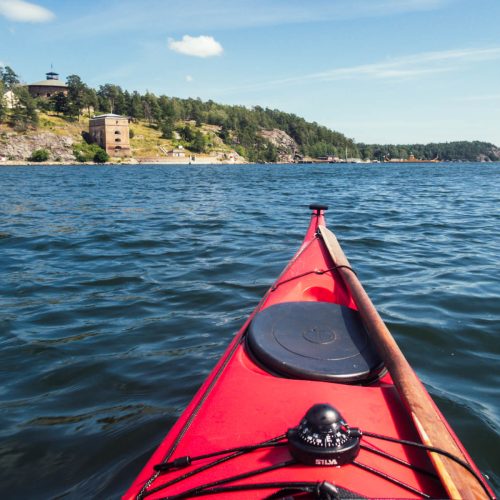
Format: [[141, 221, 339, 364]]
[[3, 159, 496, 167], [0, 156, 248, 166]]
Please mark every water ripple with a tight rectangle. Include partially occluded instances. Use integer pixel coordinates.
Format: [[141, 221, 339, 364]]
[[0, 163, 498, 497]]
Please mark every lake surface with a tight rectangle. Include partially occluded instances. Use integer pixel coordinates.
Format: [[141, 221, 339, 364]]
[[0, 163, 498, 498]]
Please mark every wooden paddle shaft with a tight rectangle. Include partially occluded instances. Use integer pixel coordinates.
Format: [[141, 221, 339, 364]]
[[318, 225, 488, 500]]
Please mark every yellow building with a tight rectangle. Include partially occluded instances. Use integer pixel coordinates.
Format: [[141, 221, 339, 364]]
[[89, 114, 131, 157]]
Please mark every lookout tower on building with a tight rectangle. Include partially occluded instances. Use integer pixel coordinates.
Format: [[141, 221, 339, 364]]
[[89, 114, 131, 157], [27, 70, 68, 98]]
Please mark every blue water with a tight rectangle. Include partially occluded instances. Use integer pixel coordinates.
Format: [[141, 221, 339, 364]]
[[0, 163, 498, 497]]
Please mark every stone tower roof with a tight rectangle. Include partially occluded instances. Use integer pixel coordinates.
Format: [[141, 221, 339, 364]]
[[28, 79, 68, 88], [91, 113, 125, 119]]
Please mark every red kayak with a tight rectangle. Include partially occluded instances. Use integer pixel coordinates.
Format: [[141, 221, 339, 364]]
[[124, 205, 494, 499]]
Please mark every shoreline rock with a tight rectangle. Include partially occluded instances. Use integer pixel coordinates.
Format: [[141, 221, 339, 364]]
[[0, 131, 76, 162]]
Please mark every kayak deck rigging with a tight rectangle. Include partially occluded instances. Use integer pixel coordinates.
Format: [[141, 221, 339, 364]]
[[124, 205, 494, 500]]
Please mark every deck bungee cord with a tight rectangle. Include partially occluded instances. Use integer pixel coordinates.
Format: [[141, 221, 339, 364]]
[[141, 437, 287, 498], [137, 404, 493, 500], [270, 264, 357, 292], [153, 438, 288, 473]]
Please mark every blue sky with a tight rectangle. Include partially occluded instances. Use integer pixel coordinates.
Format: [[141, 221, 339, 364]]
[[1, 0, 499, 145]]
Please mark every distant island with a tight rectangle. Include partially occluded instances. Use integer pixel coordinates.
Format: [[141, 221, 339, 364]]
[[1, 65, 499, 164]]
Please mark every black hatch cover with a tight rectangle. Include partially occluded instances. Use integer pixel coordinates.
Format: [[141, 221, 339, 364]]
[[246, 301, 384, 384]]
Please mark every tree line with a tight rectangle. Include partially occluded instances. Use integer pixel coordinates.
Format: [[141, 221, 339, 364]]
[[358, 141, 499, 162]]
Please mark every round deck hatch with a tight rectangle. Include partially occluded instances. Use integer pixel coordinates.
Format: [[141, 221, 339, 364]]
[[247, 301, 384, 384]]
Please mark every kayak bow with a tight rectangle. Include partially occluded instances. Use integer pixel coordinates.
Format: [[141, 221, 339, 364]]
[[124, 205, 494, 500]]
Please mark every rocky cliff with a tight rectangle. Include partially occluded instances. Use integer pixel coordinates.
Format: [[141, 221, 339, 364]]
[[0, 131, 75, 162], [259, 129, 299, 162], [478, 145, 500, 161]]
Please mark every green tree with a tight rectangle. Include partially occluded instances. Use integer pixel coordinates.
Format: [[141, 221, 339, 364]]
[[142, 92, 161, 125], [73, 142, 93, 162], [177, 124, 194, 142], [218, 125, 230, 142], [264, 142, 278, 162], [359, 145, 373, 160], [66, 74, 87, 119], [160, 117, 175, 139], [84, 88, 98, 118], [35, 96, 54, 113], [190, 101, 204, 127], [50, 91, 69, 115], [73, 141, 108, 162], [1, 66, 20, 89], [190, 130, 207, 153], [93, 148, 109, 163], [97, 84, 124, 114], [129, 91, 144, 120], [28, 149, 50, 162], [113, 90, 127, 115], [10, 87, 38, 131]]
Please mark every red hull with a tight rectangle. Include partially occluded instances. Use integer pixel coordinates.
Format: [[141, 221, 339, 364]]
[[124, 209, 491, 499]]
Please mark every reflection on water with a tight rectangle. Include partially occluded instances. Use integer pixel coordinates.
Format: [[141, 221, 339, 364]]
[[0, 163, 498, 497]]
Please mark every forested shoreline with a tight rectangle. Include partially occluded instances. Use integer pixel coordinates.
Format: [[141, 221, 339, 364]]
[[1, 65, 498, 162]]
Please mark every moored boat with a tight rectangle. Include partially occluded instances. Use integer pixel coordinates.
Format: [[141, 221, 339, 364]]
[[383, 154, 440, 163], [124, 205, 494, 499]]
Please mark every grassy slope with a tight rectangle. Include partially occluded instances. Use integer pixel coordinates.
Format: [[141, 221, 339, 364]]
[[39, 113, 232, 158], [1, 113, 236, 159], [37, 113, 90, 139], [129, 121, 234, 158], [0, 113, 88, 140]]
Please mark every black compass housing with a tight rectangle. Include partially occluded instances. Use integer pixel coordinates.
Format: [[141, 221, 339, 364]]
[[287, 404, 361, 466]]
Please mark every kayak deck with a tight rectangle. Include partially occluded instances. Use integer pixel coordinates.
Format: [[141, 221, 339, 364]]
[[130, 365, 444, 498], [124, 209, 486, 499]]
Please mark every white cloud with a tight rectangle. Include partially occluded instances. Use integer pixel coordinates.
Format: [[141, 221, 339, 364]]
[[168, 35, 223, 58], [185, 75, 193, 82], [222, 46, 500, 93], [279, 47, 500, 84], [459, 93, 500, 102], [0, 0, 54, 22]]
